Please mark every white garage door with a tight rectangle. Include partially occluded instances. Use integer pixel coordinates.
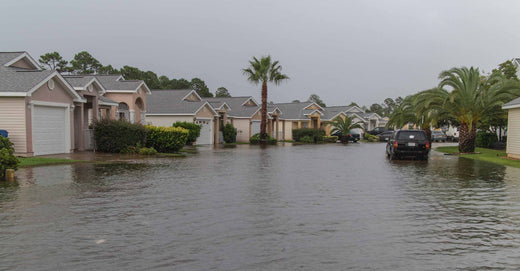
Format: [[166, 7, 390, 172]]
[[195, 119, 213, 145], [251, 121, 261, 136], [33, 105, 69, 156]]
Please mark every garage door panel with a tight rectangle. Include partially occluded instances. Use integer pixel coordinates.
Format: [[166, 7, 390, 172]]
[[33, 105, 69, 156], [195, 119, 213, 145]]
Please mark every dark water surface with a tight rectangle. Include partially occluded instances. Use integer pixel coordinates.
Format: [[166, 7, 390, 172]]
[[1, 143, 520, 270]]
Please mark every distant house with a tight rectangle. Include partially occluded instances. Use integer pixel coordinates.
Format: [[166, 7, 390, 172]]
[[95, 75, 150, 124], [205, 97, 261, 142], [146, 89, 220, 145], [503, 97, 520, 159], [0, 52, 84, 156]]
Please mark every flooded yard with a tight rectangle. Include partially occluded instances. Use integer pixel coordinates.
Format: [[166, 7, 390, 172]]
[[1, 143, 520, 270]]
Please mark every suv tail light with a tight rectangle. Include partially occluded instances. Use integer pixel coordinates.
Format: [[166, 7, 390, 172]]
[[426, 142, 430, 149], [393, 141, 398, 148]]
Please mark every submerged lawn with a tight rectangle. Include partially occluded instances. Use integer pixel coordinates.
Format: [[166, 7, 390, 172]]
[[436, 146, 520, 168], [18, 157, 86, 167]]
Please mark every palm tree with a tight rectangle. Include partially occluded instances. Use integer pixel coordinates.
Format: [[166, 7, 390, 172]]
[[329, 115, 363, 143], [416, 67, 520, 153], [243, 56, 289, 142]]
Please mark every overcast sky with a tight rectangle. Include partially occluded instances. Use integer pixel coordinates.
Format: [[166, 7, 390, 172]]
[[2, 0, 520, 106]]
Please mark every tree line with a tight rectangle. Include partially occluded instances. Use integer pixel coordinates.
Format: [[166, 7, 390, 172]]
[[38, 51, 231, 98]]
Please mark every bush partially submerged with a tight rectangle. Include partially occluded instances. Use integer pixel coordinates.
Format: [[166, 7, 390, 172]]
[[292, 128, 325, 143], [146, 126, 189, 153], [223, 123, 237, 143], [249, 133, 277, 145], [323, 136, 338, 143], [172, 122, 201, 145], [0, 137, 19, 179], [94, 119, 147, 153]]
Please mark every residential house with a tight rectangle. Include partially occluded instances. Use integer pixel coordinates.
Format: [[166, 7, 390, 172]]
[[0, 51, 84, 156], [503, 97, 520, 159], [204, 97, 262, 142], [146, 89, 220, 145], [95, 75, 150, 124], [63, 75, 119, 150]]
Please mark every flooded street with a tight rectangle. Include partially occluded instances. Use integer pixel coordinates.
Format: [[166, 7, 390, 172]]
[[1, 143, 520, 270]]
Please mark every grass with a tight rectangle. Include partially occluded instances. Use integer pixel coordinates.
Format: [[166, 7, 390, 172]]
[[435, 146, 520, 168], [19, 157, 86, 167]]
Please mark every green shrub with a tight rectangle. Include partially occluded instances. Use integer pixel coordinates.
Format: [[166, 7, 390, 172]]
[[476, 131, 498, 148], [0, 136, 14, 151], [364, 133, 379, 142], [93, 119, 147, 153], [172, 122, 201, 145], [139, 147, 158, 155], [146, 125, 189, 153], [0, 148, 19, 179], [323, 136, 338, 143], [249, 133, 277, 145], [300, 135, 314, 143], [223, 123, 237, 143], [292, 128, 325, 143]]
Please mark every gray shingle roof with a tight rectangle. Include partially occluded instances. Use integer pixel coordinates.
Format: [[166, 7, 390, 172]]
[[0, 67, 54, 93], [203, 97, 260, 118], [503, 97, 520, 109], [63, 75, 96, 88], [0, 52, 25, 66], [147, 89, 209, 115], [98, 95, 118, 106], [95, 75, 143, 91], [274, 102, 321, 120]]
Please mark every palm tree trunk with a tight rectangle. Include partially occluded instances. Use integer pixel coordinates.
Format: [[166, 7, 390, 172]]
[[260, 81, 268, 142], [459, 123, 476, 153]]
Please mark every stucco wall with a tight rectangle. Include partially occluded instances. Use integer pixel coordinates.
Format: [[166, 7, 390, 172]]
[[31, 78, 75, 104], [0, 98, 27, 154], [146, 115, 193, 127], [507, 108, 520, 158], [104, 89, 147, 124]]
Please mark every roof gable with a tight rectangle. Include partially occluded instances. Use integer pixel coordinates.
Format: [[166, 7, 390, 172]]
[[3, 52, 41, 70]]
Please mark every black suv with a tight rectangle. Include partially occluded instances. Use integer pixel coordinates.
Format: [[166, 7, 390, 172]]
[[386, 130, 430, 160]]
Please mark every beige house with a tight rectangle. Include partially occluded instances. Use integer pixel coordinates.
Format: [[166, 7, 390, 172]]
[[503, 97, 520, 159], [204, 97, 263, 143], [146, 89, 220, 145], [0, 52, 84, 156]]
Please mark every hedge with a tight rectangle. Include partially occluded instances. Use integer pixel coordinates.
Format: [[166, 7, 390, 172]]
[[172, 122, 201, 145], [223, 123, 237, 143], [93, 119, 147, 153], [250, 133, 277, 145], [476, 131, 498, 148], [146, 125, 189, 153], [323, 136, 338, 143], [292, 128, 325, 143], [0, 137, 19, 179]]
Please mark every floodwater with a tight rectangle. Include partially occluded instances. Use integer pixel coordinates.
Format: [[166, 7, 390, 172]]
[[1, 143, 520, 271]]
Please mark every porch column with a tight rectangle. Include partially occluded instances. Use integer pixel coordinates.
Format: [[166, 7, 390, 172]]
[[298, 121, 301, 129], [129, 110, 135, 123], [78, 103, 85, 151], [92, 96, 99, 122], [275, 116, 279, 140], [282, 120, 285, 140], [215, 116, 220, 144], [317, 116, 321, 129]]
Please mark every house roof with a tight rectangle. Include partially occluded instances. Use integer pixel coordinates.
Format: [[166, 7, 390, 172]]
[[147, 89, 216, 115], [274, 102, 322, 120], [0, 52, 83, 102], [63, 75, 106, 93], [95, 75, 151, 94], [503, 97, 520, 109], [204, 96, 260, 118], [98, 95, 119, 106]]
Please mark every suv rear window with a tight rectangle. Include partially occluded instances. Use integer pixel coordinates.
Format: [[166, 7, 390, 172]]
[[397, 131, 426, 140]]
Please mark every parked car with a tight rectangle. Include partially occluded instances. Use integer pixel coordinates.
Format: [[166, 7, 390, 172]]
[[378, 131, 394, 141], [332, 131, 361, 143], [368, 127, 392, 135], [431, 130, 447, 142], [386, 130, 430, 160]]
